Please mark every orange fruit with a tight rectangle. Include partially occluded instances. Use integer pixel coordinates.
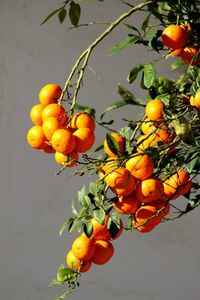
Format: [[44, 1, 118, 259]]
[[135, 178, 164, 203], [91, 215, 123, 240], [126, 154, 154, 180], [66, 250, 92, 273], [92, 240, 114, 265], [99, 158, 119, 180], [42, 103, 66, 122], [30, 103, 45, 125], [145, 99, 165, 121], [170, 48, 183, 57], [71, 113, 95, 132], [114, 194, 140, 214], [105, 167, 135, 189], [133, 219, 156, 233], [103, 133, 124, 157], [141, 118, 155, 134], [111, 178, 135, 197], [55, 151, 78, 167], [73, 128, 95, 153], [162, 24, 188, 49], [190, 90, 200, 109], [163, 170, 191, 200], [181, 46, 200, 65], [152, 200, 170, 218], [72, 234, 96, 261], [40, 142, 56, 154], [51, 129, 76, 154], [42, 117, 61, 140], [39, 83, 62, 106], [135, 204, 162, 227], [180, 23, 192, 32], [27, 125, 46, 149]]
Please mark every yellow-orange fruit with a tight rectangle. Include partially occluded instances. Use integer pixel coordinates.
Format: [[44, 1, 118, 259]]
[[66, 250, 92, 272], [162, 24, 188, 49], [73, 128, 95, 153], [71, 113, 96, 132], [39, 83, 62, 106], [27, 125, 46, 149], [30, 103, 45, 126], [135, 178, 164, 203], [51, 129, 76, 154], [126, 154, 154, 180], [114, 194, 140, 214], [55, 151, 78, 167], [92, 240, 114, 265], [72, 234, 96, 261], [103, 133, 124, 157], [42, 103, 66, 122], [145, 99, 165, 121]]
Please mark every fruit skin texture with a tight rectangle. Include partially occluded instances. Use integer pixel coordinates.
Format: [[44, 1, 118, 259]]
[[135, 204, 162, 227], [92, 240, 114, 265], [27, 125, 46, 149], [42, 117, 61, 140], [42, 103, 66, 122], [73, 127, 95, 153], [30, 103, 45, 126], [135, 178, 164, 203], [114, 194, 141, 214], [72, 234, 96, 261], [105, 167, 135, 190], [71, 113, 96, 132], [51, 129, 76, 154], [162, 24, 188, 49], [181, 46, 200, 65], [145, 99, 165, 121], [104, 133, 124, 157], [66, 250, 92, 272], [126, 154, 154, 180], [39, 83, 62, 106]]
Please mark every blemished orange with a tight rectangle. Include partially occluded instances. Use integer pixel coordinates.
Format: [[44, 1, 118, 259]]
[[27, 125, 46, 149], [126, 154, 154, 180], [92, 240, 114, 265], [163, 170, 191, 200], [162, 24, 188, 49], [91, 215, 123, 240], [66, 250, 92, 272], [73, 127, 95, 153], [72, 234, 96, 261], [55, 151, 78, 167], [103, 133, 124, 157], [114, 194, 140, 214], [181, 46, 200, 65], [42, 117, 61, 140], [42, 103, 66, 122], [135, 178, 164, 203], [51, 129, 76, 154], [30, 103, 45, 126], [145, 99, 165, 121], [135, 204, 162, 227], [39, 83, 62, 106], [71, 113, 96, 132]]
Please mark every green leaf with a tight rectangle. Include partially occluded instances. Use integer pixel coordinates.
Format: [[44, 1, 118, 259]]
[[105, 133, 120, 156], [145, 27, 157, 38], [59, 219, 69, 236], [72, 103, 95, 116], [56, 290, 73, 300], [89, 182, 97, 196], [78, 185, 86, 205], [119, 126, 131, 139], [57, 265, 77, 283], [100, 100, 129, 120], [48, 278, 59, 287], [171, 60, 185, 70], [186, 153, 200, 173], [141, 12, 151, 32], [83, 220, 93, 237], [185, 195, 200, 213], [58, 8, 67, 24], [71, 198, 78, 216], [40, 8, 63, 25], [127, 63, 144, 84], [81, 195, 91, 208], [123, 23, 141, 35], [68, 218, 77, 233], [69, 1, 81, 26], [107, 212, 121, 239], [93, 144, 104, 152], [143, 63, 156, 88], [93, 208, 106, 225], [107, 36, 140, 56], [117, 84, 136, 104]]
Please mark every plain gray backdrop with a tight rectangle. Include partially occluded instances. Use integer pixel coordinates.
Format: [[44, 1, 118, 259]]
[[1, 0, 200, 299]]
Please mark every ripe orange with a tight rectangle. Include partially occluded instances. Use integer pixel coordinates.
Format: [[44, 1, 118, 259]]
[[55, 151, 78, 167], [66, 250, 92, 272], [99, 158, 119, 180], [51, 129, 76, 154], [92, 240, 114, 265], [114, 194, 140, 214], [40, 142, 56, 154], [133, 219, 156, 233], [170, 48, 183, 57], [135, 204, 162, 227], [135, 178, 164, 203], [181, 46, 200, 65], [72, 234, 96, 261], [145, 99, 165, 121], [111, 178, 135, 197], [30, 103, 45, 126], [190, 90, 200, 109], [42, 103, 66, 122], [42, 117, 61, 140], [91, 215, 123, 240], [141, 118, 155, 134], [105, 167, 135, 189], [126, 154, 154, 180], [27, 125, 46, 149], [103, 133, 124, 157], [153, 200, 170, 218], [71, 113, 96, 132], [73, 128, 95, 153], [162, 24, 188, 49], [39, 83, 62, 106]]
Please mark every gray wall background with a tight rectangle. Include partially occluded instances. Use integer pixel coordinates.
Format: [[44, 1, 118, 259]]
[[1, 1, 200, 299]]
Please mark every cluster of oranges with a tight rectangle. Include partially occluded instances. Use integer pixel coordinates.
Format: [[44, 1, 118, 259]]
[[27, 83, 96, 168], [66, 215, 123, 272], [98, 98, 192, 233], [162, 23, 200, 65]]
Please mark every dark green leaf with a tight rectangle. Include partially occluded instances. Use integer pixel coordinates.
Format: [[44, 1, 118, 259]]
[[40, 8, 63, 25], [117, 84, 136, 104], [127, 63, 144, 84], [100, 100, 129, 120], [171, 60, 185, 70], [89, 182, 97, 196], [123, 23, 141, 35], [141, 12, 151, 32], [105, 133, 120, 156], [107, 36, 140, 56], [107, 212, 121, 239], [143, 63, 156, 88], [185, 195, 200, 213], [93, 144, 104, 152], [93, 208, 106, 225], [72, 103, 95, 116], [83, 220, 93, 237], [68, 218, 77, 233], [186, 153, 200, 173], [69, 1, 81, 26], [58, 8, 67, 24]]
